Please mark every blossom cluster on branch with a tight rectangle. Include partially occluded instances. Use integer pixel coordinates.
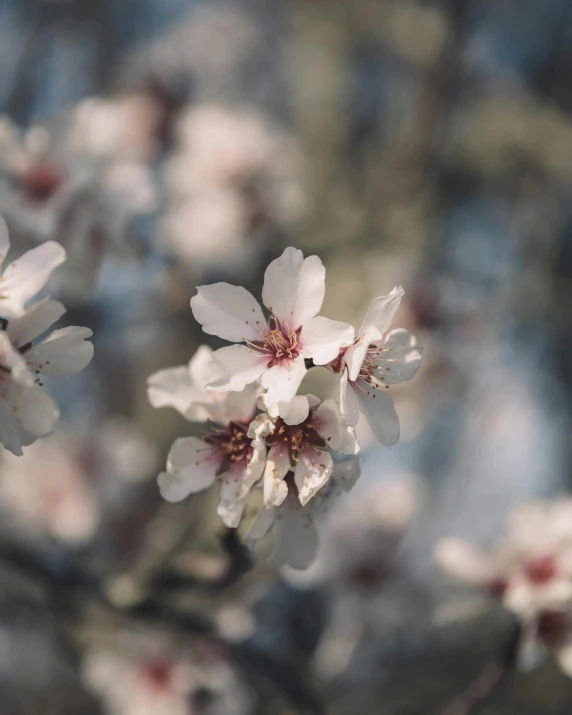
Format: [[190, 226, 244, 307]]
[[147, 247, 423, 569]]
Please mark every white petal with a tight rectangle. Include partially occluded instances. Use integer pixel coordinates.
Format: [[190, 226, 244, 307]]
[[158, 437, 217, 502], [262, 247, 325, 326], [275, 395, 310, 426], [0, 332, 34, 386], [434, 538, 499, 585], [263, 445, 290, 507], [339, 369, 360, 427], [0, 398, 35, 455], [301, 316, 355, 365], [375, 328, 422, 385], [556, 644, 572, 677], [188, 344, 213, 384], [271, 505, 319, 570], [245, 506, 278, 548], [25, 327, 94, 376], [358, 287, 404, 339], [357, 384, 400, 446], [208, 344, 267, 391], [207, 382, 259, 425], [295, 450, 333, 506], [0, 216, 10, 268], [217, 441, 266, 528], [315, 399, 359, 455], [6, 299, 66, 348], [330, 456, 362, 493], [147, 364, 196, 417], [0, 242, 66, 317], [0, 382, 60, 437], [191, 283, 266, 342], [344, 329, 376, 382], [260, 357, 307, 416], [247, 412, 276, 441]]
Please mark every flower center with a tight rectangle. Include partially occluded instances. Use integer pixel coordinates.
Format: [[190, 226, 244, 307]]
[[246, 314, 302, 367], [204, 421, 253, 476], [524, 555, 557, 585], [21, 162, 62, 202], [265, 415, 326, 466]]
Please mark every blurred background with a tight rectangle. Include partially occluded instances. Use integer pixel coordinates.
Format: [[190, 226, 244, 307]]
[[1, 0, 572, 712]]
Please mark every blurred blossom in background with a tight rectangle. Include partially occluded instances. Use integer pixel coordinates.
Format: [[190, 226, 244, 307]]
[[2, 0, 572, 713]]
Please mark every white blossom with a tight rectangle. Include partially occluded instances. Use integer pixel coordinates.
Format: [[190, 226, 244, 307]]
[[191, 247, 355, 414], [436, 498, 572, 676], [147, 346, 266, 528], [0, 234, 93, 455], [246, 456, 362, 571], [248, 394, 359, 509], [328, 287, 422, 445]]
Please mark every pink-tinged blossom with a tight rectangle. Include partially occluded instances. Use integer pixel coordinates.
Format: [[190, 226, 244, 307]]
[[246, 456, 362, 571], [328, 287, 422, 445], [0, 234, 93, 455], [436, 498, 572, 675], [191, 247, 355, 414], [147, 346, 266, 528], [247, 394, 359, 510]]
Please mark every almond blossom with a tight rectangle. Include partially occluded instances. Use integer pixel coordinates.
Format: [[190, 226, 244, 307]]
[[328, 287, 422, 445], [147, 345, 266, 527], [436, 498, 572, 675], [246, 456, 362, 571], [191, 247, 355, 414], [0, 233, 93, 455], [247, 394, 359, 509]]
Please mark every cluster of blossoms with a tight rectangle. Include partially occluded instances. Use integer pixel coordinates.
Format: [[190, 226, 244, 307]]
[[148, 247, 422, 568], [0, 228, 94, 455], [436, 499, 572, 676]]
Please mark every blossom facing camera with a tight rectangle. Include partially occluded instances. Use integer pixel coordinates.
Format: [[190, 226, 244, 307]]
[[191, 246, 355, 415], [436, 498, 572, 676], [148, 346, 266, 528], [328, 288, 422, 445], [0, 231, 93, 455]]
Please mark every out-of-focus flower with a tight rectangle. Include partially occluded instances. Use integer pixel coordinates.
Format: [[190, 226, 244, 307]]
[[246, 456, 362, 570], [83, 633, 253, 715], [436, 499, 572, 675], [328, 287, 422, 445], [0, 235, 93, 455], [0, 107, 156, 302], [0, 437, 99, 545], [148, 346, 265, 528], [248, 394, 358, 508], [191, 247, 354, 414], [158, 105, 304, 276]]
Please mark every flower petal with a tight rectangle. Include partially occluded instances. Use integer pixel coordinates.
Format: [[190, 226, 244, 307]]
[[1, 382, 60, 437], [158, 437, 217, 502], [434, 538, 499, 585], [275, 394, 311, 426], [217, 440, 266, 528], [301, 316, 355, 365], [0, 216, 10, 268], [245, 506, 278, 548], [191, 283, 266, 342], [147, 364, 196, 417], [375, 328, 422, 384], [262, 247, 325, 326], [209, 344, 267, 392], [315, 399, 359, 455], [0, 242, 66, 317], [295, 450, 333, 506], [358, 287, 404, 339], [260, 357, 307, 416], [0, 398, 35, 455], [271, 505, 319, 570], [6, 299, 66, 348], [356, 384, 400, 446], [206, 382, 259, 425], [339, 369, 360, 427], [25, 327, 94, 376], [263, 444, 290, 507]]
